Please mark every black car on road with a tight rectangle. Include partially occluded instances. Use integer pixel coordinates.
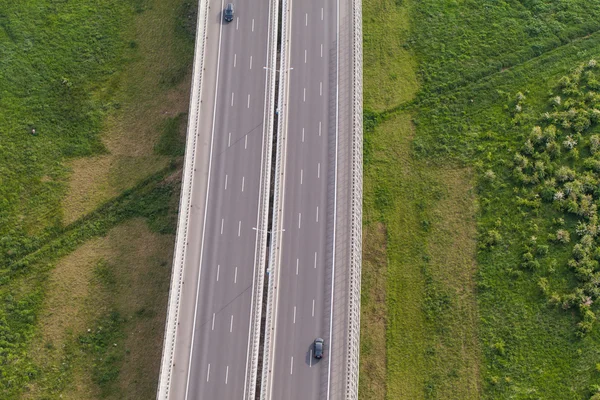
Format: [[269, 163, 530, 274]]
[[314, 338, 324, 359], [224, 3, 234, 22]]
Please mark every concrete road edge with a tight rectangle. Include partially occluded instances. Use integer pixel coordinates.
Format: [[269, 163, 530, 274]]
[[156, 0, 211, 397], [259, 0, 293, 396], [243, 0, 281, 396], [344, 0, 362, 396]]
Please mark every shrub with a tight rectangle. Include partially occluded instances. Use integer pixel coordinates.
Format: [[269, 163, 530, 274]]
[[530, 126, 543, 143], [563, 135, 578, 150], [546, 141, 561, 158], [482, 229, 502, 247], [522, 139, 535, 155], [583, 158, 600, 172], [573, 244, 587, 260], [555, 166, 576, 182], [483, 169, 496, 181], [555, 229, 571, 243], [590, 135, 600, 154], [492, 341, 506, 356]]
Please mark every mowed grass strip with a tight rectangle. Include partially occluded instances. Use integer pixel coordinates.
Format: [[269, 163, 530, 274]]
[[362, 0, 481, 398], [362, 111, 481, 399], [363, 0, 417, 112]]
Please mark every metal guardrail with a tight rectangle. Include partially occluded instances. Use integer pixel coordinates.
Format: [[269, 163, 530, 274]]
[[156, 0, 210, 397], [344, 0, 363, 396], [260, 0, 292, 395], [244, 0, 280, 397]]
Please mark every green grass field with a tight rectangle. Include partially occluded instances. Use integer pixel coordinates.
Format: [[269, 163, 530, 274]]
[[0, 0, 193, 398], [361, 0, 600, 399]]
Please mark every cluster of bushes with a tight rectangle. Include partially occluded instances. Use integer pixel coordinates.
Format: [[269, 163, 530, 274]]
[[511, 60, 600, 336]]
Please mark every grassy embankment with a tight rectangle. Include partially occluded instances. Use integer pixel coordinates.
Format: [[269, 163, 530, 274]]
[[361, 0, 600, 399], [0, 0, 195, 398]]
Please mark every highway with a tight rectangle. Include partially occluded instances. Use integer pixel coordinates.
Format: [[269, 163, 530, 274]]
[[158, 0, 361, 396], [157, 0, 277, 398]]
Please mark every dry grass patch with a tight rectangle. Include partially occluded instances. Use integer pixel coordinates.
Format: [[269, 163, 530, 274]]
[[63, 0, 193, 224], [359, 222, 388, 400], [26, 219, 173, 399], [363, 0, 418, 112], [421, 167, 481, 399]]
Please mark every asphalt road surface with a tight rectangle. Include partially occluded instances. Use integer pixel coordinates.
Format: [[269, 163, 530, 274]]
[[176, 0, 273, 398], [268, 0, 339, 398]]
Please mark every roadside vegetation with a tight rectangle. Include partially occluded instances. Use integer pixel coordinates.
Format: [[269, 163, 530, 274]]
[[0, 0, 195, 398], [361, 0, 600, 399]]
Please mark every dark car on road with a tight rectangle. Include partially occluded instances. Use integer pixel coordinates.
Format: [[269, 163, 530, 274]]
[[314, 338, 324, 359], [224, 3, 234, 22]]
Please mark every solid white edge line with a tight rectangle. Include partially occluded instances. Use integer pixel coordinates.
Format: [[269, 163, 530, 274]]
[[326, 0, 340, 396], [184, 1, 225, 397]]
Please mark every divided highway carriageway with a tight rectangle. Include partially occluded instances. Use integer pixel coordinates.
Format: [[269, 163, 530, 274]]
[[156, 0, 362, 398]]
